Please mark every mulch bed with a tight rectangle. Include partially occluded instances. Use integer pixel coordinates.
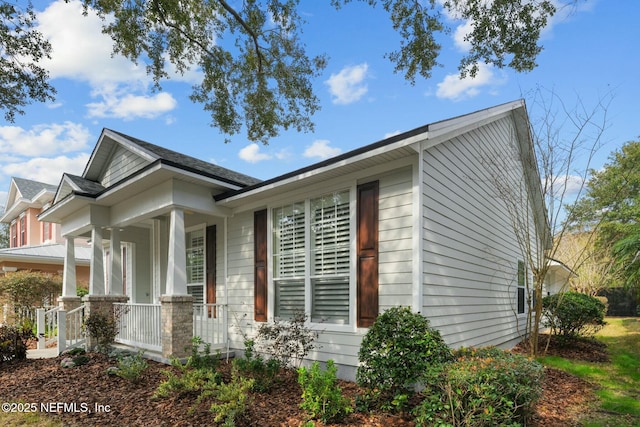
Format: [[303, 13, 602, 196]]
[[0, 335, 604, 426]]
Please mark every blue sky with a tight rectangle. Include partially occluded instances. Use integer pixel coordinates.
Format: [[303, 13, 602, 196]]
[[0, 0, 637, 210]]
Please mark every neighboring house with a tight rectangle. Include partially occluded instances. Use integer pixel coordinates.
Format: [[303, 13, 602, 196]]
[[40, 100, 562, 379], [0, 177, 90, 282]]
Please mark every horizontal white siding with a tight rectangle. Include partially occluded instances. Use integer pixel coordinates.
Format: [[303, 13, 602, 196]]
[[224, 163, 415, 375], [422, 116, 535, 349]]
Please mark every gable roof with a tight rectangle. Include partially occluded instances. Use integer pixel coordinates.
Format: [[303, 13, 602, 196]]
[[49, 128, 262, 207], [84, 129, 261, 190], [1, 177, 57, 223]]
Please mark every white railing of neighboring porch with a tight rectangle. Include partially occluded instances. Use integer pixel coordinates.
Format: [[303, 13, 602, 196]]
[[193, 303, 228, 349], [114, 303, 162, 352]]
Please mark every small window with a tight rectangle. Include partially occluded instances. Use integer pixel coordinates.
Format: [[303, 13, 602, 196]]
[[186, 228, 205, 304], [517, 260, 526, 314]]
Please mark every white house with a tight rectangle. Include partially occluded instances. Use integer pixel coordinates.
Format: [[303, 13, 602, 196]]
[[40, 100, 556, 379]]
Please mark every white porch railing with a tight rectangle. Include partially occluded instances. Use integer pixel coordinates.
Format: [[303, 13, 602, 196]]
[[57, 305, 86, 354], [193, 304, 228, 349], [36, 306, 60, 349], [114, 303, 162, 352]]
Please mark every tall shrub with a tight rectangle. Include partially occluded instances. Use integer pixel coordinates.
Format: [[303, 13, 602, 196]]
[[356, 307, 452, 406], [542, 291, 606, 340], [0, 271, 61, 322]]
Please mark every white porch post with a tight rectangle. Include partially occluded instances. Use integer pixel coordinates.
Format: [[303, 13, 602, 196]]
[[161, 207, 193, 359], [62, 237, 76, 297], [109, 228, 123, 295], [166, 208, 187, 295], [89, 226, 105, 295]]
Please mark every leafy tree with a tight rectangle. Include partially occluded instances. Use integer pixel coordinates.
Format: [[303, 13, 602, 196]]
[[0, 223, 9, 249], [568, 140, 640, 290], [5, 0, 568, 143], [0, 270, 61, 323], [554, 231, 617, 296], [0, 0, 55, 122]]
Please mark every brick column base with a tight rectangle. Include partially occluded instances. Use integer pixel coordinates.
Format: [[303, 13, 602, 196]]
[[160, 295, 194, 359], [83, 295, 129, 351]]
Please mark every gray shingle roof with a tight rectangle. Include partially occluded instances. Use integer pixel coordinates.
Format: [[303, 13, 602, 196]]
[[109, 130, 262, 187], [65, 174, 106, 195], [13, 177, 57, 200]]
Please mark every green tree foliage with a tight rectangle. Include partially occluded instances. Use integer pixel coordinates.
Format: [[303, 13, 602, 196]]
[[0, 270, 61, 311], [0, 0, 55, 122], [0, 223, 9, 249], [568, 140, 640, 288], [4, 0, 560, 143]]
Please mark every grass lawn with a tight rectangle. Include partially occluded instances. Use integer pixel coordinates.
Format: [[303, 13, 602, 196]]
[[539, 317, 640, 427]]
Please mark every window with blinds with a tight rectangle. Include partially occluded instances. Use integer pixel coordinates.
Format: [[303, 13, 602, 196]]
[[186, 228, 205, 304], [310, 192, 350, 323], [272, 191, 351, 324], [273, 203, 306, 318]]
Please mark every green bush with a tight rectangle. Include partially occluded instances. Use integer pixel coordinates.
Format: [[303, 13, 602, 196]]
[[108, 350, 148, 382], [153, 339, 222, 400], [0, 324, 35, 362], [542, 291, 606, 340], [84, 311, 120, 352], [298, 359, 353, 423], [232, 339, 281, 392], [413, 347, 544, 427], [356, 307, 452, 408], [209, 375, 254, 427]]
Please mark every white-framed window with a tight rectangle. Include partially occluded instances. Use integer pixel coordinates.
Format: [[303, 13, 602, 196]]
[[517, 259, 526, 314], [272, 190, 351, 324], [103, 242, 134, 300], [186, 226, 205, 304]]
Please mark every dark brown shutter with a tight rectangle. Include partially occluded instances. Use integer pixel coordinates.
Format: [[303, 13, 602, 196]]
[[206, 225, 216, 317], [254, 209, 268, 322], [357, 181, 379, 327]]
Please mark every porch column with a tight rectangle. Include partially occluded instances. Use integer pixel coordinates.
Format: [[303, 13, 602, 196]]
[[161, 208, 193, 359], [109, 228, 123, 295], [62, 237, 76, 297], [89, 226, 105, 295], [58, 237, 82, 312], [166, 208, 187, 295]]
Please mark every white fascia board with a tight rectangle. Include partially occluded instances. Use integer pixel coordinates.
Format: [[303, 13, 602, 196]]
[[219, 131, 429, 205]]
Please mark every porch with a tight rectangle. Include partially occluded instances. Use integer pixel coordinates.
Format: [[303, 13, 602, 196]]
[[33, 302, 228, 360], [113, 302, 229, 357]]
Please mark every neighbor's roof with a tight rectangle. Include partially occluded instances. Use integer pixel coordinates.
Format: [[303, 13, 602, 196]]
[[1, 177, 57, 223], [0, 244, 91, 265]]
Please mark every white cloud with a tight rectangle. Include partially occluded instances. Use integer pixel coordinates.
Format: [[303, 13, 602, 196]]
[[548, 174, 585, 199], [303, 140, 342, 160], [36, 0, 187, 119], [37, 0, 146, 86], [435, 63, 503, 100], [0, 122, 91, 156], [384, 130, 401, 139], [325, 63, 369, 105], [3, 153, 90, 185], [87, 91, 177, 120], [239, 143, 272, 163]]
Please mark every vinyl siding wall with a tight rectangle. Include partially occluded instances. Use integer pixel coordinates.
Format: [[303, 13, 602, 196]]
[[422, 116, 536, 348], [224, 161, 415, 377]]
